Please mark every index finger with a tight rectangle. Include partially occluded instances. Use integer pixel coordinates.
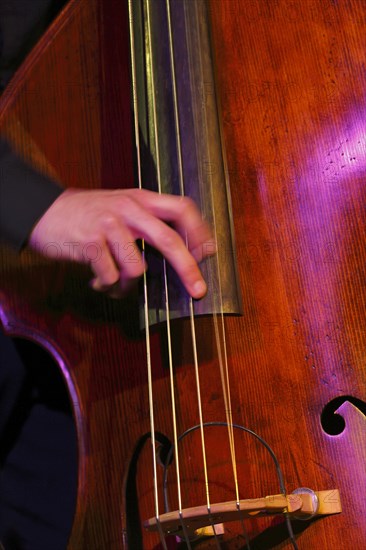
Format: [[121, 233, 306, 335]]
[[124, 190, 215, 260], [141, 217, 208, 299], [121, 205, 208, 298]]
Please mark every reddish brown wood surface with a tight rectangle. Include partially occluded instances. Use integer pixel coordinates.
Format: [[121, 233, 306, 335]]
[[0, 0, 365, 548], [207, 0, 366, 548]]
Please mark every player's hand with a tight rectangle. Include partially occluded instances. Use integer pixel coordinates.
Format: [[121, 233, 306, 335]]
[[29, 188, 215, 298]]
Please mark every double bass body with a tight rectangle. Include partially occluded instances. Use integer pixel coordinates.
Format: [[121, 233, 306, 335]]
[[0, 0, 365, 548]]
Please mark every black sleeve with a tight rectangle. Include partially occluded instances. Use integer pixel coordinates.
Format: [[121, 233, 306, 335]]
[[0, 139, 63, 249]]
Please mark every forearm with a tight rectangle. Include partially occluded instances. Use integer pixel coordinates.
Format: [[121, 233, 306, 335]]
[[0, 139, 63, 249]]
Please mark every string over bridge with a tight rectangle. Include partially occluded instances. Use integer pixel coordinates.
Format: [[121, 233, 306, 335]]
[[144, 489, 341, 536]]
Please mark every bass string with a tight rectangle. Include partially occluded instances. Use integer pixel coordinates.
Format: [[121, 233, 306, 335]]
[[145, 3, 196, 546], [140, 0, 214, 541], [167, 0, 246, 542], [129, 0, 244, 545], [185, 2, 250, 544], [187, 0, 242, 511], [129, 2, 301, 548], [165, 0, 211, 523], [145, 1, 192, 546], [163, 2, 200, 545], [127, 1, 167, 548]]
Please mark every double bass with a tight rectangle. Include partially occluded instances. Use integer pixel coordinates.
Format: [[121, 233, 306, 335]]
[[0, 0, 365, 547]]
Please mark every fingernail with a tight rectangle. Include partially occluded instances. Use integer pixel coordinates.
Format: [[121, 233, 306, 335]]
[[192, 280, 207, 299], [90, 277, 101, 290]]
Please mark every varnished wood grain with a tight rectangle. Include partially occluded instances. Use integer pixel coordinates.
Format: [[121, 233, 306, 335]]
[[0, 0, 365, 548], [208, 0, 366, 548]]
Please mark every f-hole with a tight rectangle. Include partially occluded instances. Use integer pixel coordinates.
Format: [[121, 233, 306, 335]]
[[321, 396, 366, 436]]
